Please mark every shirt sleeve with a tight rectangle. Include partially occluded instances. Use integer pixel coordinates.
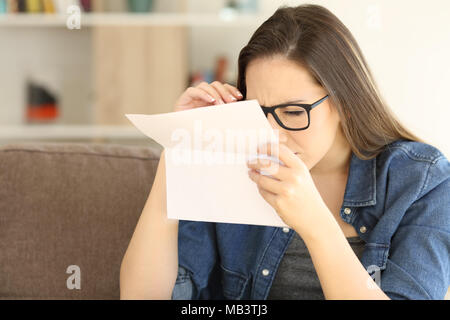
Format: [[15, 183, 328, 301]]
[[381, 157, 450, 300]]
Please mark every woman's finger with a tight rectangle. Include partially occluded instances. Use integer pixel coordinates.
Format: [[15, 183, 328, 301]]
[[256, 186, 278, 209], [187, 86, 216, 104], [210, 81, 239, 104], [223, 83, 244, 100], [197, 82, 224, 105], [257, 143, 300, 169], [247, 159, 291, 181], [248, 168, 284, 195]]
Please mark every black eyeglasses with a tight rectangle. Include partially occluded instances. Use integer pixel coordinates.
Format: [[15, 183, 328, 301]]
[[260, 95, 329, 131]]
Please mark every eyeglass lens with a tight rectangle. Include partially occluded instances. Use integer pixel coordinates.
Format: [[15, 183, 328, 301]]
[[274, 106, 308, 129]]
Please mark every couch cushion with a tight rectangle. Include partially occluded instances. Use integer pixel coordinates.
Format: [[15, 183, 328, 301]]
[[0, 142, 163, 299]]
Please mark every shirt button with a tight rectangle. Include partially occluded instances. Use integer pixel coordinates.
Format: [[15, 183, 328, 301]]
[[344, 208, 351, 215], [282, 227, 290, 233], [360, 226, 367, 233], [262, 269, 270, 276]]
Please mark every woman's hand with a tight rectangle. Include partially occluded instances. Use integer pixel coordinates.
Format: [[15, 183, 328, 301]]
[[173, 81, 244, 112], [246, 142, 332, 237]]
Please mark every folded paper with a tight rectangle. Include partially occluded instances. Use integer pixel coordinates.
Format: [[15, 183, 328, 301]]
[[126, 99, 290, 228]]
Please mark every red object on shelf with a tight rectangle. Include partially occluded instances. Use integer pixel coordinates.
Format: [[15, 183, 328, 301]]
[[27, 104, 59, 122], [26, 80, 60, 123]]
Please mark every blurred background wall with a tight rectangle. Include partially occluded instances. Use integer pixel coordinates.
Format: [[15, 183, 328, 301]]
[[0, 0, 449, 157]]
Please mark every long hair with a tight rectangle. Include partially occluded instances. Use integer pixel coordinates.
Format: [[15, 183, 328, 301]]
[[237, 4, 426, 160]]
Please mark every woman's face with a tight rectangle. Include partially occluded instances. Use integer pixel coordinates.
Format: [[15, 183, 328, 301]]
[[245, 56, 347, 174]]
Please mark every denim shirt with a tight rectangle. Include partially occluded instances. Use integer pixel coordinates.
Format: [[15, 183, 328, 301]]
[[171, 139, 450, 300]]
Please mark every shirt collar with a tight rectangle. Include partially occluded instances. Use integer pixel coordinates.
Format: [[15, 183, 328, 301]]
[[342, 151, 377, 207]]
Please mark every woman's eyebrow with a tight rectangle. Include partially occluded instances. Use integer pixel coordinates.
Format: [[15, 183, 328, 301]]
[[260, 99, 306, 107], [280, 98, 306, 104]]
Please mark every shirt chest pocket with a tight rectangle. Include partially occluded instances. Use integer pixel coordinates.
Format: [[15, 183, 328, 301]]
[[220, 264, 250, 300], [361, 243, 390, 275]]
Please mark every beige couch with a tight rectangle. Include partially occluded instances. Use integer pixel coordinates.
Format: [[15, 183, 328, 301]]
[[0, 142, 162, 299]]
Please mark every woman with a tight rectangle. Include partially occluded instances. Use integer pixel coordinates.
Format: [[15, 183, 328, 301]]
[[120, 4, 450, 300]]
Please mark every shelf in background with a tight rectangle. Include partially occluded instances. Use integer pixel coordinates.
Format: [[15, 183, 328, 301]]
[[0, 12, 266, 27], [0, 125, 148, 140]]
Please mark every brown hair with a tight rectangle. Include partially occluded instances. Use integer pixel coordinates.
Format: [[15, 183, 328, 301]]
[[237, 4, 426, 160]]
